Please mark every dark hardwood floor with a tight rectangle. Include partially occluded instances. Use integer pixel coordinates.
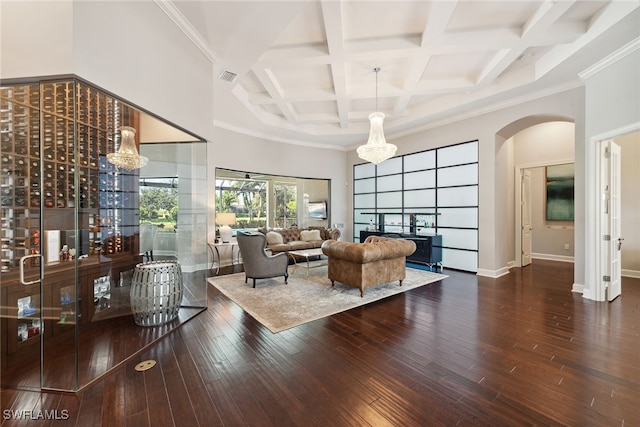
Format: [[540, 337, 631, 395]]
[[1, 260, 638, 426]]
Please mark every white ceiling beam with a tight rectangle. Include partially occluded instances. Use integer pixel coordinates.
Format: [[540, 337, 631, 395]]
[[248, 89, 337, 105], [393, 1, 458, 118], [253, 68, 299, 123], [536, 1, 640, 79], [321, 0, 349, 129], [476, 0, 576, 87]]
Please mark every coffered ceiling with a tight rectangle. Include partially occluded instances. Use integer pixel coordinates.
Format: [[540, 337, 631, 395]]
[[161, 0, 639, 150]]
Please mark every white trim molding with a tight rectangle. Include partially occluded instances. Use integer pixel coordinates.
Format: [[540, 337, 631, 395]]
[[532, 253, 575, 263], [579, 37, 640, 81], [622, 269, 640, 279], [477, 266, 511, 278], [585, 122, 640, 301], [572, 283, 585, 294]]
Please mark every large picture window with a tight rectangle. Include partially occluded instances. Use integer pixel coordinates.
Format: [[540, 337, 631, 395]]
[[215, 168, 330, 232]]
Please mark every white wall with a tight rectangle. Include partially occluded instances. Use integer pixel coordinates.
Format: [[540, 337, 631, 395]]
[[514, 122, 575, 165], [72, 1, 214, 139], [1, 1, 74, 77]]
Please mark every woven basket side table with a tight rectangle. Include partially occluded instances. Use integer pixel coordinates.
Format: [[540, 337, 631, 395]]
[[130, 260, 183, 326]]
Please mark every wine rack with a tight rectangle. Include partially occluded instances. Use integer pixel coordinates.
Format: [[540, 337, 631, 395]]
[[1, 84, 42, 271], [99, 155, 139, 256], [0, 80, 140, 273]]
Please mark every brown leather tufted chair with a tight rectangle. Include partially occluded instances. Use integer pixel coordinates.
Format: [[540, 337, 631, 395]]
[[321, 236, 416, 296]]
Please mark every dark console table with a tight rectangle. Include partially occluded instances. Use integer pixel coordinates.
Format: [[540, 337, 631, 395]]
[[360, 230, 443, 271]]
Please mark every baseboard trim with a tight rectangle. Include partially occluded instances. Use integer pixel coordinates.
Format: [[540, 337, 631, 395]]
[[477, 266, 510, 278], [622, 269, 640, 278], [572, 283, 584, 294], [532, 253, 575, 263]]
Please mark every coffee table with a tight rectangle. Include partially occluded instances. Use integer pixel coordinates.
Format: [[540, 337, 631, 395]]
[[288, 248, 327, 276]]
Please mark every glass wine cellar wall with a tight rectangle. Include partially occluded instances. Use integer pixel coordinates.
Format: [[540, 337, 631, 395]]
[[0, 78, 207, 392]]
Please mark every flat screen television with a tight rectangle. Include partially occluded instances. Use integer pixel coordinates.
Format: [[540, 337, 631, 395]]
[[308, 201, 327, 219]]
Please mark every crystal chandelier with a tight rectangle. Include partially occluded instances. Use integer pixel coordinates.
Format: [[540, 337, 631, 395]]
[[107, 126, 148, 170], [357, 67, 397, 164]]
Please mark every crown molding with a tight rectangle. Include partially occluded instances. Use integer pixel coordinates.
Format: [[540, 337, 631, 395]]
[[579, 37, 640, 81], [372, 80, 584, 149], [154, 0, 219, 64], [212, 120, 349, 152], [216, 80, 584, 153]]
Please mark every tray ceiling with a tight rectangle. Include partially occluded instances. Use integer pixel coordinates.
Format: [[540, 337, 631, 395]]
[[163, 0, 639, 149]]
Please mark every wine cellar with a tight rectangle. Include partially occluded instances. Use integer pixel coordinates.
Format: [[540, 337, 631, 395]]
[[0, 79, 142, 378]]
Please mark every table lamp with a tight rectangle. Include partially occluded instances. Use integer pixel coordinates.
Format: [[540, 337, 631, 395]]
[[217, 212, 236, 243]]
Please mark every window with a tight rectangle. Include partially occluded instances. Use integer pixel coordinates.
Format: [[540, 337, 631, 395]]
[[273, 182, 297, 228], [139, 177, 178, 231], [215, 177, 267, 229], [353, 140, 478, 272], [215, 168, 330, 231]]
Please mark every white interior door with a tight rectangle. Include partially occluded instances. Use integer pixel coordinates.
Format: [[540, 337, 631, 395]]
[[521, 169, 532, 267], [601, 140, 622, 301]]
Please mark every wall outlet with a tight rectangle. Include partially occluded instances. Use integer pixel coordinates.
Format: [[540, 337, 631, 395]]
[[564, 243, 570, 250]]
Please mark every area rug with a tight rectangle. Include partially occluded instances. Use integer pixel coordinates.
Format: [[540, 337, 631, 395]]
[[208, 264, 447, 333]]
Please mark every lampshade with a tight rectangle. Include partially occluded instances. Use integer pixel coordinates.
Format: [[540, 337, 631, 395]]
[[216, 212, 237, 243], [107, 126, 149, 171], [356, 68, 397, 165], [216, 212, 237, 226]]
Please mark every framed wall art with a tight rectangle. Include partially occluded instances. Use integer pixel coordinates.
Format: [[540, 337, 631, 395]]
[[546, 163, 574, 221]]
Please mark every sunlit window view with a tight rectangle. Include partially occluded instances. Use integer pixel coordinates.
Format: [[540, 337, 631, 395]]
[[216, 177, 267, 229], [139, 177, 178, 232]]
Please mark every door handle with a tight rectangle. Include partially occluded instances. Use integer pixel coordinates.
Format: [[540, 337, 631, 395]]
[[617, 238, 624, 251], [19, 254, 44, 285]]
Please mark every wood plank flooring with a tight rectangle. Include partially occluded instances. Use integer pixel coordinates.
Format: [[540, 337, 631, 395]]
[[1, 260, 638, 426]]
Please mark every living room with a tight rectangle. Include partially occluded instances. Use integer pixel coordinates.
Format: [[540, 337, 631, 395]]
[[1, 1, 639, 424], [4, 1, 638, 291]]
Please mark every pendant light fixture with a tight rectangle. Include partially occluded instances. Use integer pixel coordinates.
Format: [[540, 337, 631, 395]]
[[357, 67, 397, 164], [107, 126, 148, 171]]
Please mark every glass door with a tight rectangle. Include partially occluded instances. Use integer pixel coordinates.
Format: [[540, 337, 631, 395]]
[[1, 83, 47, 391]]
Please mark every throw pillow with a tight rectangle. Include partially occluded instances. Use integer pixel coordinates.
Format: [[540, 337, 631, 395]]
[[300, 229, 321, 241], [266, 231, 283, 245]]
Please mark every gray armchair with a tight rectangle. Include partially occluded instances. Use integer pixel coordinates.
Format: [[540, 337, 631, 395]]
[[236, 231, 289, 287]]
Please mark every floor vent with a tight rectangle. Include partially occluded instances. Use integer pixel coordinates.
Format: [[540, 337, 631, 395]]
[[135, 360, 157, 372]]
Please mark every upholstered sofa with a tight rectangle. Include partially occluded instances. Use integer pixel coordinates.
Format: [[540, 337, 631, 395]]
[[321, 236, 416, 297], [260, 226, 341, 254]]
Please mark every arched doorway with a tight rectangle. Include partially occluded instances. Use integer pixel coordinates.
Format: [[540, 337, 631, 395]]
[[496, 117, 575, 273]]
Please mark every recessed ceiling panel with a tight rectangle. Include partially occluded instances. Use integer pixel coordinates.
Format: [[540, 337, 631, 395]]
[[272, 64, 334, 94], [446, 1, 541, 32], [293, 100, 338, 117], [342, 1, 430, 41], [423, 52, 498, 81], [178, 0, 640, 148], [271, 1, 326, 47]]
